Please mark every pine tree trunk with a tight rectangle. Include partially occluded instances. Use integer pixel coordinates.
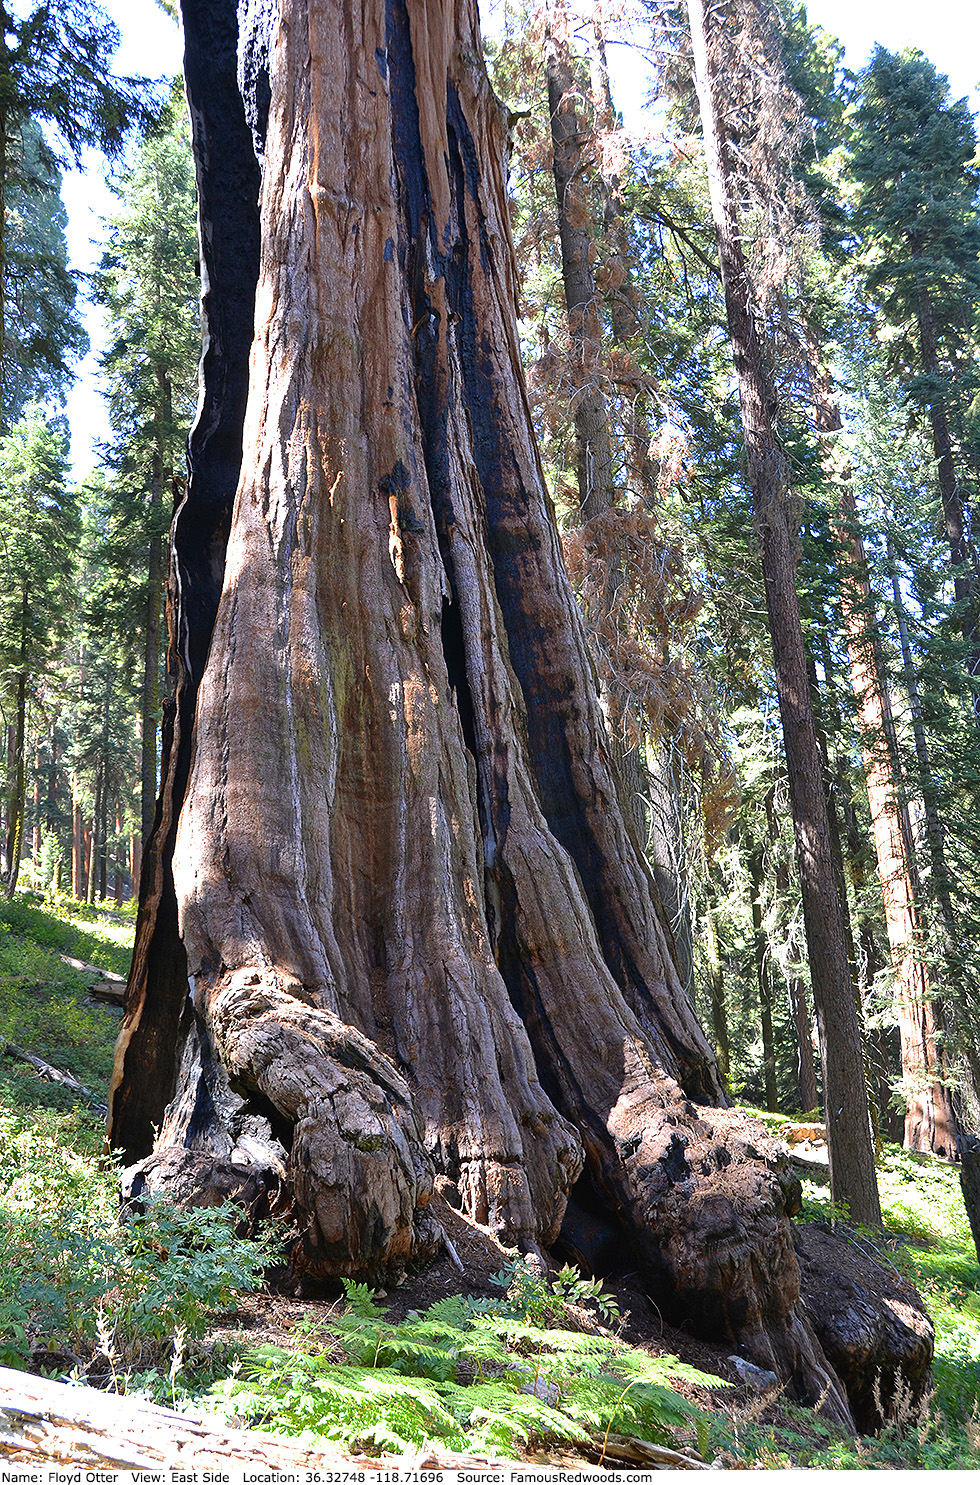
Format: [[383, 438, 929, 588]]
[[82, 821, 92, 900], [887, 517, 980, 1239], [109, 0, 869, 1418], [72, 790, 85, 900], [32, 744, 42, 862], [831, 473, 956, 1157], [788, 973, 819, 1114], [703, 886, 730, 1085], [806, 644, 882, 1149], [86, 769, 101, 907], [543, 3, 616, 522], [5, 597, 29, 897], [686, 0, 880, 1226], [913, 273, 980, 687], [648, 742, 694, 996], [748, 844, 778, 1112], [772, 851, 819, 1115]]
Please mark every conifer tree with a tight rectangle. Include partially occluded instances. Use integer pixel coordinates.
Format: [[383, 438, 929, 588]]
[[3, 118, 87, 418], [684, 0, 880, 1224], [850, 48, 980, 695], [0, 0, 145, 419], [93, 90, 199, 842], [0, 406, 77, 893]]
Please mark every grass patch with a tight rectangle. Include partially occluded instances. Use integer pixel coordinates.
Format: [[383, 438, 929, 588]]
[[0, 892, 133, 1113]]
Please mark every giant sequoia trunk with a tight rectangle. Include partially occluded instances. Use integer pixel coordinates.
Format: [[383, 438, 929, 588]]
[[108, 0, 882, 1422]]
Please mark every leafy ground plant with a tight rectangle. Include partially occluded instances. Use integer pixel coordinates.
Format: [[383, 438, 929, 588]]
[[208, 1270, 718, 1458], [0, 1105, 275, 1372]]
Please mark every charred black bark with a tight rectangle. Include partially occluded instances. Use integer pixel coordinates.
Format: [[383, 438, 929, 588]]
[[108, 0, 262, 1160]]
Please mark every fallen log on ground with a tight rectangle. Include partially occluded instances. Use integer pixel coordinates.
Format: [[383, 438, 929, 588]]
[[588, 1433, 709, 1469], [59, 953, 127, 1003], [0, 1042, 106, 1114], [0, 1367, 493, 1470]]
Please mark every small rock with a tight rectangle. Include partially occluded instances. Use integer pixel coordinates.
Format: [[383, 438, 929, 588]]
[[507, 1360, 558, 1404], [728, 1355, 779, 1392]]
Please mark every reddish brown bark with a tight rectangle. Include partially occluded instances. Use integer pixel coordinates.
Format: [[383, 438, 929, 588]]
[[831, 482, 956, 1159], [72, 792, 84, 899]]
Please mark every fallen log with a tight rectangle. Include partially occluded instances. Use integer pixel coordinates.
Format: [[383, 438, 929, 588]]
[[0, 1366, 498, 1470], [591, 1433, 709, 1470], [87, 980, 127, 1005], [0, 1041, 106, 1115], [59, 953, 127, 1003]]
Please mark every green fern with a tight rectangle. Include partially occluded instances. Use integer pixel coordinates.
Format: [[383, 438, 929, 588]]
[[209, 1282, 725, 1458]]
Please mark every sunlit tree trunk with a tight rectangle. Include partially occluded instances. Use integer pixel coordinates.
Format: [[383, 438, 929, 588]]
[[821, 371, 957, 1158]]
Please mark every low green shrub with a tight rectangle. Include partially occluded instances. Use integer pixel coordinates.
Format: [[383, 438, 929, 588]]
[[0, 1108, 276, 1370]]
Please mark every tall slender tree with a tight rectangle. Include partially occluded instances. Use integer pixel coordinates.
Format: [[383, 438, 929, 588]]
[[93, 88, 199, 843], [850, 48, 980, 696], [0, 406, 76, 893], [684, 0, 880, 1224]]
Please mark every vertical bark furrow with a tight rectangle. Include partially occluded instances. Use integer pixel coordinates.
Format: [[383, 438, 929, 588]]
[[109, 0, 263, 1161], [433, 74, 722, 1104]]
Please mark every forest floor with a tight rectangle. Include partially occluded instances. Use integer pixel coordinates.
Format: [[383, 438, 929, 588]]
[[1, 893, 979, 1470]]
